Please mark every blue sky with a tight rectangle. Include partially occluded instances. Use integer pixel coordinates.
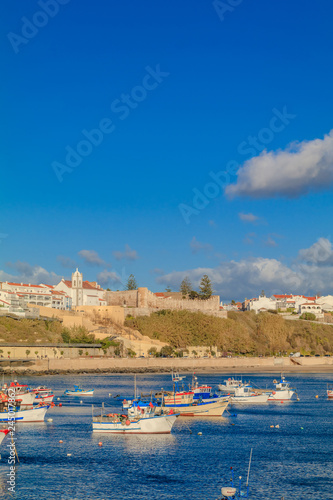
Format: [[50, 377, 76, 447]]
[[1, 0, 333, 301]]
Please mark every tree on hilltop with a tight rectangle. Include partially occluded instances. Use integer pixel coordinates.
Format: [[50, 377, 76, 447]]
[[180, 276, 192, 298], [126, 274, 137, 290], [199, 274, 213, 300]]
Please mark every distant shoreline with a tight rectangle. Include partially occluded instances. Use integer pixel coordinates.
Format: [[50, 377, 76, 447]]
[[2, 355, 333, 376]]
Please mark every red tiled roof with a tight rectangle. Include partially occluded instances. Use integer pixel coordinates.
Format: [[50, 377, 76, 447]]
[[62, 280, 102, 290], [155, 293, 165, 298], [7, 282, 44, 288], [273, 294, 293, 299]]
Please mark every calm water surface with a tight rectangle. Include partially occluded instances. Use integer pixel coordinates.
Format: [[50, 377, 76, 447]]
[[0, 373, 332, 500]]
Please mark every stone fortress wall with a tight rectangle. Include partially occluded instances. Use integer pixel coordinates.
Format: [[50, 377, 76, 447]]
[[105, 287, 227, 318]]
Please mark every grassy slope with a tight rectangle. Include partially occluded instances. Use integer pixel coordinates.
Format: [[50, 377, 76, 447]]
[[125, 310, 333, 355]]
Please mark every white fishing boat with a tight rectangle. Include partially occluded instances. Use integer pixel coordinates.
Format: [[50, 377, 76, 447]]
[[327, 384, 333, 399], [159, 373, 230, 416], [92, 404, 177, 434], [218, 377, 244, 393], [230, 385, 270, 404], [268, 375, 296, 401], [64, 385, 94, 396], [2, 382, 36, 407], [0, 404, 50, 423], [161, 391, 229, 416], [35, 392, 54, 404]]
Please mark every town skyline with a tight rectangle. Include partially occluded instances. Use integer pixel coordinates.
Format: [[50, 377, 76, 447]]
[[2, 1, 333, 302]]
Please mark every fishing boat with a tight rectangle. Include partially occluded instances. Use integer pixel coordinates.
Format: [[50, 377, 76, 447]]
[[218, 377, 244, 393], [64, 385, 94, 396], [230, 385, 270, 404], [327, 384, 333, 399], [0, 403, 50, 422], [217, 449, 253, 499], [268, 375, 297, 401], [2, 382, 36, 407], [0, 429, 9, 445], [92, 403, 178, 434], [159, 373, 230, 416]]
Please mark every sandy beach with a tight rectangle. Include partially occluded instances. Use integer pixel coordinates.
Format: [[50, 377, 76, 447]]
[[3, 356, 333, 375]]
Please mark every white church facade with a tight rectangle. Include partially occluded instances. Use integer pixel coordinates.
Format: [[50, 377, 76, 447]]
[[54, 269, 106, 307]]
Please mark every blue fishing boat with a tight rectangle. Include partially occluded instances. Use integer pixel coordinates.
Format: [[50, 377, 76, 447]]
[[217, 449, 252, 500], [64, 385, 94, 396]]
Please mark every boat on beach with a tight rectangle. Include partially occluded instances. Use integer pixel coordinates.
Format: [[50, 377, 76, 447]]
[[92, 403, 178, 434], [64, 385, 94, 396]]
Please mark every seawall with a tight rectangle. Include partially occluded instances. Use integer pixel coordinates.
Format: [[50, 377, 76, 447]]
[[2, 356, 333, 375]]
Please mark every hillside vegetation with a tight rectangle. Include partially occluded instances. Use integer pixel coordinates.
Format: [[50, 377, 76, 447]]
[[125, 310, 333, 356], [0, 317, 95, 344]]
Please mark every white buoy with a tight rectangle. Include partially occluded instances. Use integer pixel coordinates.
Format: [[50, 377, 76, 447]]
[[80, 400, 83, 404], [275, 424, 280, 428], [57, 398, 60, 401], [47, 418, 53, 422], [198, 432, 202, 435], [67, 453, 72, 457]]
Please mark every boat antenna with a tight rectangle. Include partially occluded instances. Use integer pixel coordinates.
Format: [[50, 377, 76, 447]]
[[246, 448, 253, 487]]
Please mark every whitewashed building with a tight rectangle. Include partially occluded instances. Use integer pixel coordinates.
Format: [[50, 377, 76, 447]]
[[54, 269, 106, 307], [298, 302, 324, 319], [1, 282, 72, 310]]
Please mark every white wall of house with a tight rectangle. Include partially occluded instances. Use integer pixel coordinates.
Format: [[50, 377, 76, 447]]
[[247, 296, 277, 313]]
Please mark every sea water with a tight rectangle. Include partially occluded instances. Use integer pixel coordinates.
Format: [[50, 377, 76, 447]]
[[0, 372, 332, 500]]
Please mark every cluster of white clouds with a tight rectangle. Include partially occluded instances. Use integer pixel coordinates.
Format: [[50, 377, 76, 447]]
[[226, 130, 333, 198], [157, 238, 333, 300], [2, 261, 62, 286]]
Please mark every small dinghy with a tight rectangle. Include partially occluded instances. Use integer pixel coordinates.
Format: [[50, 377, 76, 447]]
[[64, 385, 94, 396], [217, 449, 253, 499]]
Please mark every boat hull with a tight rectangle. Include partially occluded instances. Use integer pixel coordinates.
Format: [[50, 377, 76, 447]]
[[268, 389, 294, 401], [162, 398, 229, 416], [92, 414, 177, 433], [0, 405, 49, 422], [231, 393, 269, 404], [64, 390, 94, 396]]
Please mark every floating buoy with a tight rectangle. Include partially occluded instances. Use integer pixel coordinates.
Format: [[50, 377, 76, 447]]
[[281, 401, 284, 404], [80, 400, 83, 404], [47, 418, 53, 422], [67, 453, 72, 457], [315, 395, 319, 398], [198, 432, 202, 435], [270, 425, 274, 428], [109, 393, 112, 397], [59, 440, 63, 443], [275, 425, 280, 429], [98, 442, 103, 446], [57, 398, 60, 401], [59, 403, 62, 407], [300, 427, 304, 430]]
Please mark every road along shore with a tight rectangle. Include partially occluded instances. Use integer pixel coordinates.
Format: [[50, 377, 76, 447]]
[[1, 356, 333, 375]]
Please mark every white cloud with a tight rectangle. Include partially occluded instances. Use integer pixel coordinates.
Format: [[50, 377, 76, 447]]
[[190, 237, 213, 254], [298, 237, 333, 266], [113, 244, 139, 261], [78, 250, 107, 267], [226, 130, 333, 198], [3, 261, 62, 285], [97, 270, 122, 287], [157, 238, 333, 300], [239, 212, 260, 223]]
